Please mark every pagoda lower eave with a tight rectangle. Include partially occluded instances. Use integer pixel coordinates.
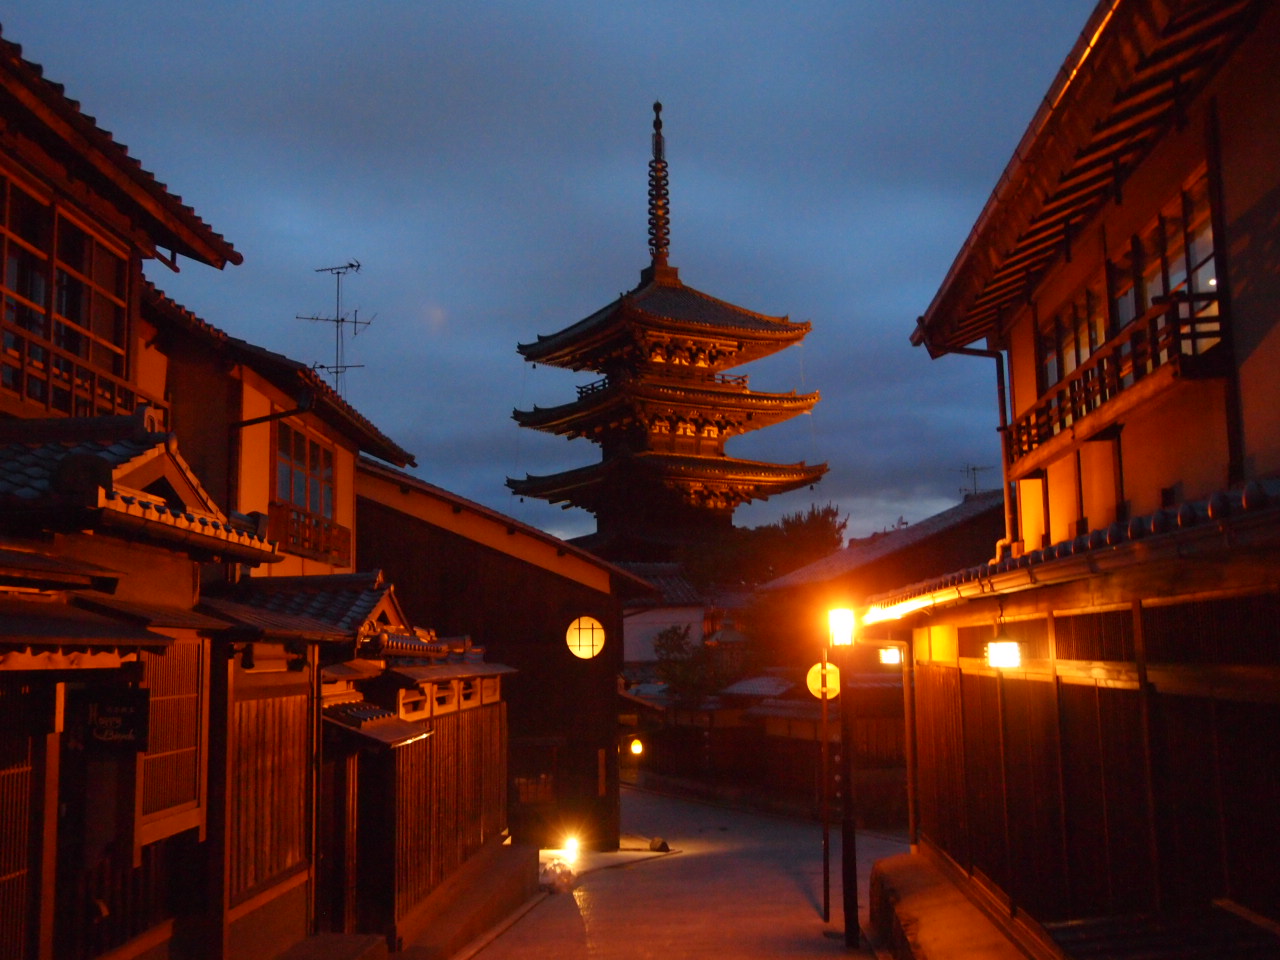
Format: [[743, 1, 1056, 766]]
[[512, 377, 819, 439], [506, 451, 827, 513]]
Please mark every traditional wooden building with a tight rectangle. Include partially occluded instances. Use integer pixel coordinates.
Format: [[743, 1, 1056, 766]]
[[356, 457, 654, 851], [866, 2, 1280, 956], [509, 103, 826, 560], [1, 27, 526, 960]]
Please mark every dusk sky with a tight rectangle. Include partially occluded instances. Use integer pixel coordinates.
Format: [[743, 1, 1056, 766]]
[[3, 2, 1091, 543]]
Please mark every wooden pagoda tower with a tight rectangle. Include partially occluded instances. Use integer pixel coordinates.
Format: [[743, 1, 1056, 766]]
[[508, 103, 826, 559]]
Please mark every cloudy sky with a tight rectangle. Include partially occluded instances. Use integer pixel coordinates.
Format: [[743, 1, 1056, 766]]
[[4, 1, 1091, 542]]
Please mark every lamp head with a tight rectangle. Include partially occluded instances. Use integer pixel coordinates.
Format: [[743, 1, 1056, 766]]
[[828, 608, 855, 647]]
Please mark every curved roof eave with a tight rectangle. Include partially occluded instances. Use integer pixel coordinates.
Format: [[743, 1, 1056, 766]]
[[913, 0, 1262, 356], [0, 30, 241, 269]]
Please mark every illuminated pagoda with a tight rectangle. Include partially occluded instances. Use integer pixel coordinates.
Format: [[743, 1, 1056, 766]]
[[509, 103, 826, 560]]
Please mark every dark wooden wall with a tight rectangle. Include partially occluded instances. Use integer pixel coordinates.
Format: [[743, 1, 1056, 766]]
[[914, 592, 1280, 927], [357, 497, 622, 848]]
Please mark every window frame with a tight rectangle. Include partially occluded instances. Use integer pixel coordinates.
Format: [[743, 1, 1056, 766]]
[[2, 166, 140, 419]]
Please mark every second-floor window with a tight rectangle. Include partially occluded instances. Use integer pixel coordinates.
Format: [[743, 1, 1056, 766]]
[[2, 171, 135, 417], [277, 422, 335, 518], [1036, 170, 1218, 395], [271, 422, 349, 564]]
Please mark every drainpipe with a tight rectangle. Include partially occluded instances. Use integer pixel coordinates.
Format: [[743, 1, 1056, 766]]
[[912, 319, 1017, 558]]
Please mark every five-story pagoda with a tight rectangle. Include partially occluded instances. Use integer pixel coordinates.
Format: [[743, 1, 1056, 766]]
[[508, 103, 826, 560]]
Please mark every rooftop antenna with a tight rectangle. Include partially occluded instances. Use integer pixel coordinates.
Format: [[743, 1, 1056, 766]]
[[958, 463, 994, 497], [297, 260, 371, 396]]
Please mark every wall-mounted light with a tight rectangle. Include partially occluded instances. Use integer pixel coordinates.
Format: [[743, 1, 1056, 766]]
[[986, 640, 1022, 669], [879, 647, 903, 666], [629, 737, 644, 757]]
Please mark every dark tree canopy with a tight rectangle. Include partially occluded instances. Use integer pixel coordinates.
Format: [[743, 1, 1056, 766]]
[[677, 502, 847, 590]]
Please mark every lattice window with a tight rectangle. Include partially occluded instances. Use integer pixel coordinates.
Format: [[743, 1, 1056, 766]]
[[2, 171, 140, 419], [136, 638, 207, 851]]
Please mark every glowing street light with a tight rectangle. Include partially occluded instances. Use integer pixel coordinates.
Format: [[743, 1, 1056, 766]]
[[829, 608, 855, 647], [827, 607, 863, 950]]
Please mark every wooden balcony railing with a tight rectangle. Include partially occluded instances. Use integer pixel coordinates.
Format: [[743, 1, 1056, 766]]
[[576, 369, 748, 399], [1, 322, 168, 426], [1011, 293, 1222, 464], [267, 502, 352, 565]]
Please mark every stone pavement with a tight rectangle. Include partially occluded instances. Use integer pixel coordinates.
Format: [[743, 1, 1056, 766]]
[[282, 787, 1036, 960], [450, 786, 907, 959]]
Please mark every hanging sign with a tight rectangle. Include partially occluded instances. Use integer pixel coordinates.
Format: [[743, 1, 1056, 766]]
[[86, 688, 150, 753]]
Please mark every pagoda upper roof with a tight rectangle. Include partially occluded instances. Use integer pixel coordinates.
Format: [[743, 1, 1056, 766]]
[[507, 451, 827, 510], [518, 268, 811, 370], [513, 374, 819, 438]]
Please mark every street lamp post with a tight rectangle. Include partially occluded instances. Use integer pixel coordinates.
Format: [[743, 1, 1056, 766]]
[[828, 609, 862, 950]]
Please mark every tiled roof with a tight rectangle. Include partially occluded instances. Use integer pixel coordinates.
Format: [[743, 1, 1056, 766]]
[[322, 699, 429, 749], [868, 479, 1280, 613], [720, 675, 793, 698], [509, 451, 827, 505], [760, 490, 1005, 591], [0, 27, 240, 268], [0, 596, 172, 649], [198, 596, 348, 640], [72, 595, 234, 631], [226, 571, 390, 634], [0, 413, 277, 561], [0, 424, 165, 502], [389, 662, 517, 683], [145, 284, 415, 468], [616, 562, 703, 606], [0, 546, 119, 590], [518, 275, 809, 363]]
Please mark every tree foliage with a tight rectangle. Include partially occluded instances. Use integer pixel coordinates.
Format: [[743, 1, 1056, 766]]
[[652, 624, 708, 702], [677, 502, 847, 590]]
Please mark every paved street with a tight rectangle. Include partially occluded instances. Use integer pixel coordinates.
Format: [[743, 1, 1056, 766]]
[[461, 788, 907, 960]]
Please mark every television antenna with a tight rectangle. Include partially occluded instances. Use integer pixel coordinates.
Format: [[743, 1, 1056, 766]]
[[957, 463, 994, 496], [297, 260, 371, 396]]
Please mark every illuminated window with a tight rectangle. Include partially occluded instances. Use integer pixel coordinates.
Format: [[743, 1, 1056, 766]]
[[566, 616, 606, 659]]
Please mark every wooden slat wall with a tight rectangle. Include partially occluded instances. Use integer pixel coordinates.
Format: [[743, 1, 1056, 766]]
[[140, 640, 203, 816], [229, 694, 307, 898], [390, 701, 508, 924], [918, 593, 1280, 929], [394, 736, 432, 920], [1144, 594, 1280, 665], [481, 702, 508, 843], [915, 664, 969, 868], [961, 672, 1008, 890], [1205, 696, 1280, 919], [0, 685, 33, 960], [1001, 676, 1067, 920]]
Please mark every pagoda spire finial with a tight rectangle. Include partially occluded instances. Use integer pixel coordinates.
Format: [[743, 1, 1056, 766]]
[[647, 101, 670, 269]]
